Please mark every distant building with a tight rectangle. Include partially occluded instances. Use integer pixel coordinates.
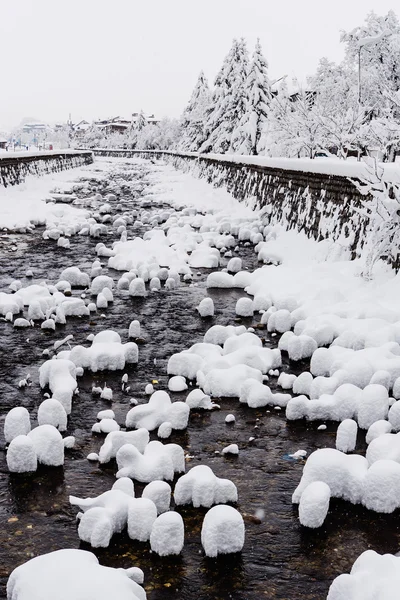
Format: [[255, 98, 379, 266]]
[[73, 120, 90, 137], [0, 138, 7, 149], [131, 112, 159, 125], [22, 122, 48, 133], [95, 116, 131, 135], [93, 113, 160, 135]]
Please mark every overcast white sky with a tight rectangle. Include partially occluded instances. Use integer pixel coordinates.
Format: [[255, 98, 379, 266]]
[[0, 0, 397, 130]]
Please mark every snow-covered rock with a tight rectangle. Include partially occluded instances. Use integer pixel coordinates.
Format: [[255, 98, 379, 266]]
[[37, 398, 68, 432], [28, 425, 65, 466], [125, 391, 189, 432], [4, 407, 31, 443], [185, 389, 216, 410], [90, 275, 114, 295], [292, 448, 368, 505], [357, 385, 389, 430], [98, 429, 150, 464], [168, 376, 188, 392], [59, 266, 90, 287], [235, 298, 254, 317], [287, 335, 318, 361], [150, 511, 184, 556], [203, 324, 246, 345], [366, 420, 393, 444], [298, 481, 330, 528], [240, 378, 291, 408], [129, 278, 146, 297], [197, 298, 214, 317], [292, 372, 313, 396], [127, 498, 157, 542], [227, 257, 242, 273], [39, 359, 77, 415], [388, 401, 400, 431], [142, 481, 171, 514], [206, 272, 234, 288], [174, 465, 237, 507], [6, 435, 37, 473], [7, 549, 146, 600], [201, 505, 245, 557], [327, 549, 400, 600], [92, 419, 120, 434], [222, 444, 239, 455], [116, 440, 185, 482], [201, 365, 263, 398], [157, 422, 172, 439], [71, 480, 134, 548], [68, 330, 138, 372], [128, 320, 141, 338], [286, 384, 362, 423], [336, 419, 358, 453], [362, 459, 400, 513]]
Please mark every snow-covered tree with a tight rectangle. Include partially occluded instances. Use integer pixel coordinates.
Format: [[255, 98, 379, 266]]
[[126, 110, 148, 148], [230, 39, 272, 155], [200, 38, 249, 153], [136, 118, 181, 150], [359, 116, 400, 161], [179, 71, 211, 151], [258, 79, 292, 156], [309, 58, 367, 158], [354, 158, 400, 278], [48, 125, 71, 149], [341, 10, 400, 112], [135, 110, 147, 132], [258, 81, 324, 158], [80, 123, 106, 148]]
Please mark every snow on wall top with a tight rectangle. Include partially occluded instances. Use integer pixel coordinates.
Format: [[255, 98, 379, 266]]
[[91, 148, 400, 183], [0, 149, 93, 161], [202, 153, 400, 183]]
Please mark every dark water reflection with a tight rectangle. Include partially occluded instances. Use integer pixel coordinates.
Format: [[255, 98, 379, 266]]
[[0, 159, 398, 599]]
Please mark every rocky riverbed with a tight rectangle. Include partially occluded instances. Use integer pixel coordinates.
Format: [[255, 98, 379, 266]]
[[1, 157, 399, 600]]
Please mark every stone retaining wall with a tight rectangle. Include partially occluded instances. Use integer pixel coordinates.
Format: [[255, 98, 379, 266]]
[[0, 151, 94, 188], [90, 149, 373, 259]]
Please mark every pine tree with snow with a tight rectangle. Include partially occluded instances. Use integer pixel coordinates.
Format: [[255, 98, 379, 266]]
[[230, 39, 272, 155], [179, 71, 211, 151], [200, 38, 249, 154], [135, 110, 147, 132], [257, 79, 292, 156], [127, 110, 147, 148]]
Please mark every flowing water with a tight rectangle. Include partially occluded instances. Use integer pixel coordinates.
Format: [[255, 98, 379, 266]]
[[0, 159, 399, 600]]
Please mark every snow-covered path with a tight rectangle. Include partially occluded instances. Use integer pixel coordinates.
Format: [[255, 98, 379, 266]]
[[1, 157, 400, 600]]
